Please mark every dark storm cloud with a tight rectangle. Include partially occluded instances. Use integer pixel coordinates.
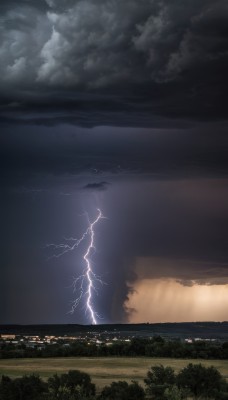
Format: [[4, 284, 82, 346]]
[[135, 257, 228, 286], [1, 0, 228, 325], [83, 182, 110, 191], [0, 122, 228, 200], [1, 124, 228, 185], [0, 0, 228, 125]]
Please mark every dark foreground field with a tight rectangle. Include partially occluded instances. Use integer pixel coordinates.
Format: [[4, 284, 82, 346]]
[[0, 357, 227, 390]]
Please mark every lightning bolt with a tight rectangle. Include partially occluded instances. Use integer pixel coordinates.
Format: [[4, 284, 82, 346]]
[[46, 209, 105, 324]]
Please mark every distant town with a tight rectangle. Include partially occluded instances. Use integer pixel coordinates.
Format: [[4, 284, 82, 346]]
[[0, 322, 227, 360], [0, 332, 219, 350], [0, 331, 131, 350]]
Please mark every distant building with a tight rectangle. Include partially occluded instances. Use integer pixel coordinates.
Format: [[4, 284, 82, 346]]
[[1, 335, 16, 340]]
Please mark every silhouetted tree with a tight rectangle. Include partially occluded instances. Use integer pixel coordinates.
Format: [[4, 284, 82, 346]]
[[98, 380, 145, 400], [164, 385, 183, 400], [144, 365, 175, 399], [177, 363, 225, 399], [47, 370, 95, 399], [0, 374, 47, 400]]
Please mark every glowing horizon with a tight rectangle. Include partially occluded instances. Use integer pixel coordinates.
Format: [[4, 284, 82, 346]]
[[125, 278, 228, 323]]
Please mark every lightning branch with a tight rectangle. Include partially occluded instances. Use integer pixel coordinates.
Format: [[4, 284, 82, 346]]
[[46, 209, 105, 324]]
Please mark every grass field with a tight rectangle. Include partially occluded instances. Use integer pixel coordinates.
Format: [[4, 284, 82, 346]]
[[0, 357, 227, 390]]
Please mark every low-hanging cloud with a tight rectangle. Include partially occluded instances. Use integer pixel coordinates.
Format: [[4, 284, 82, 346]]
[[83, 181, 110, 191], [133, 257, 228, 286]]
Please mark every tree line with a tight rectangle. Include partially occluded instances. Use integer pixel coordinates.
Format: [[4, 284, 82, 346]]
[[1, 336, 228, 360], [1, 363, 228, 400]]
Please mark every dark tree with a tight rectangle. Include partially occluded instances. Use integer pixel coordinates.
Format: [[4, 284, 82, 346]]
[[47, 370, 95, 399], [144, 365, 175, 399], [0, 374, 47, 400], [98, 380, 145, 400], [177, 363, 225, 399], [0, 376, 16, 400]]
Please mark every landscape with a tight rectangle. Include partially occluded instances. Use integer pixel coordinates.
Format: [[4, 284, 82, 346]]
[[1, 0, 228, 398], [0, 323, 228, 397]]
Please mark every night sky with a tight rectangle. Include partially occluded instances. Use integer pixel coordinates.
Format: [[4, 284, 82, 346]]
[[1, 0, 228, 324]]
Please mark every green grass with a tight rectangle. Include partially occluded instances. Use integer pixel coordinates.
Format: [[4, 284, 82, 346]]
[[0, 357, 227, 390]]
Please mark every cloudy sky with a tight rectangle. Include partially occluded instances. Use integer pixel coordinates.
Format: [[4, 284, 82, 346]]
[[1, 0, 228, 324]]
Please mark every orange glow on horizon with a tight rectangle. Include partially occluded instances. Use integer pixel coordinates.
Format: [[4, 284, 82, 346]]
[[124, 278, 228, 323]]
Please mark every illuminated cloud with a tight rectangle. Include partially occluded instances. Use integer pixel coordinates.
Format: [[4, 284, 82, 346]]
[[125, 278, 228, 323]]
